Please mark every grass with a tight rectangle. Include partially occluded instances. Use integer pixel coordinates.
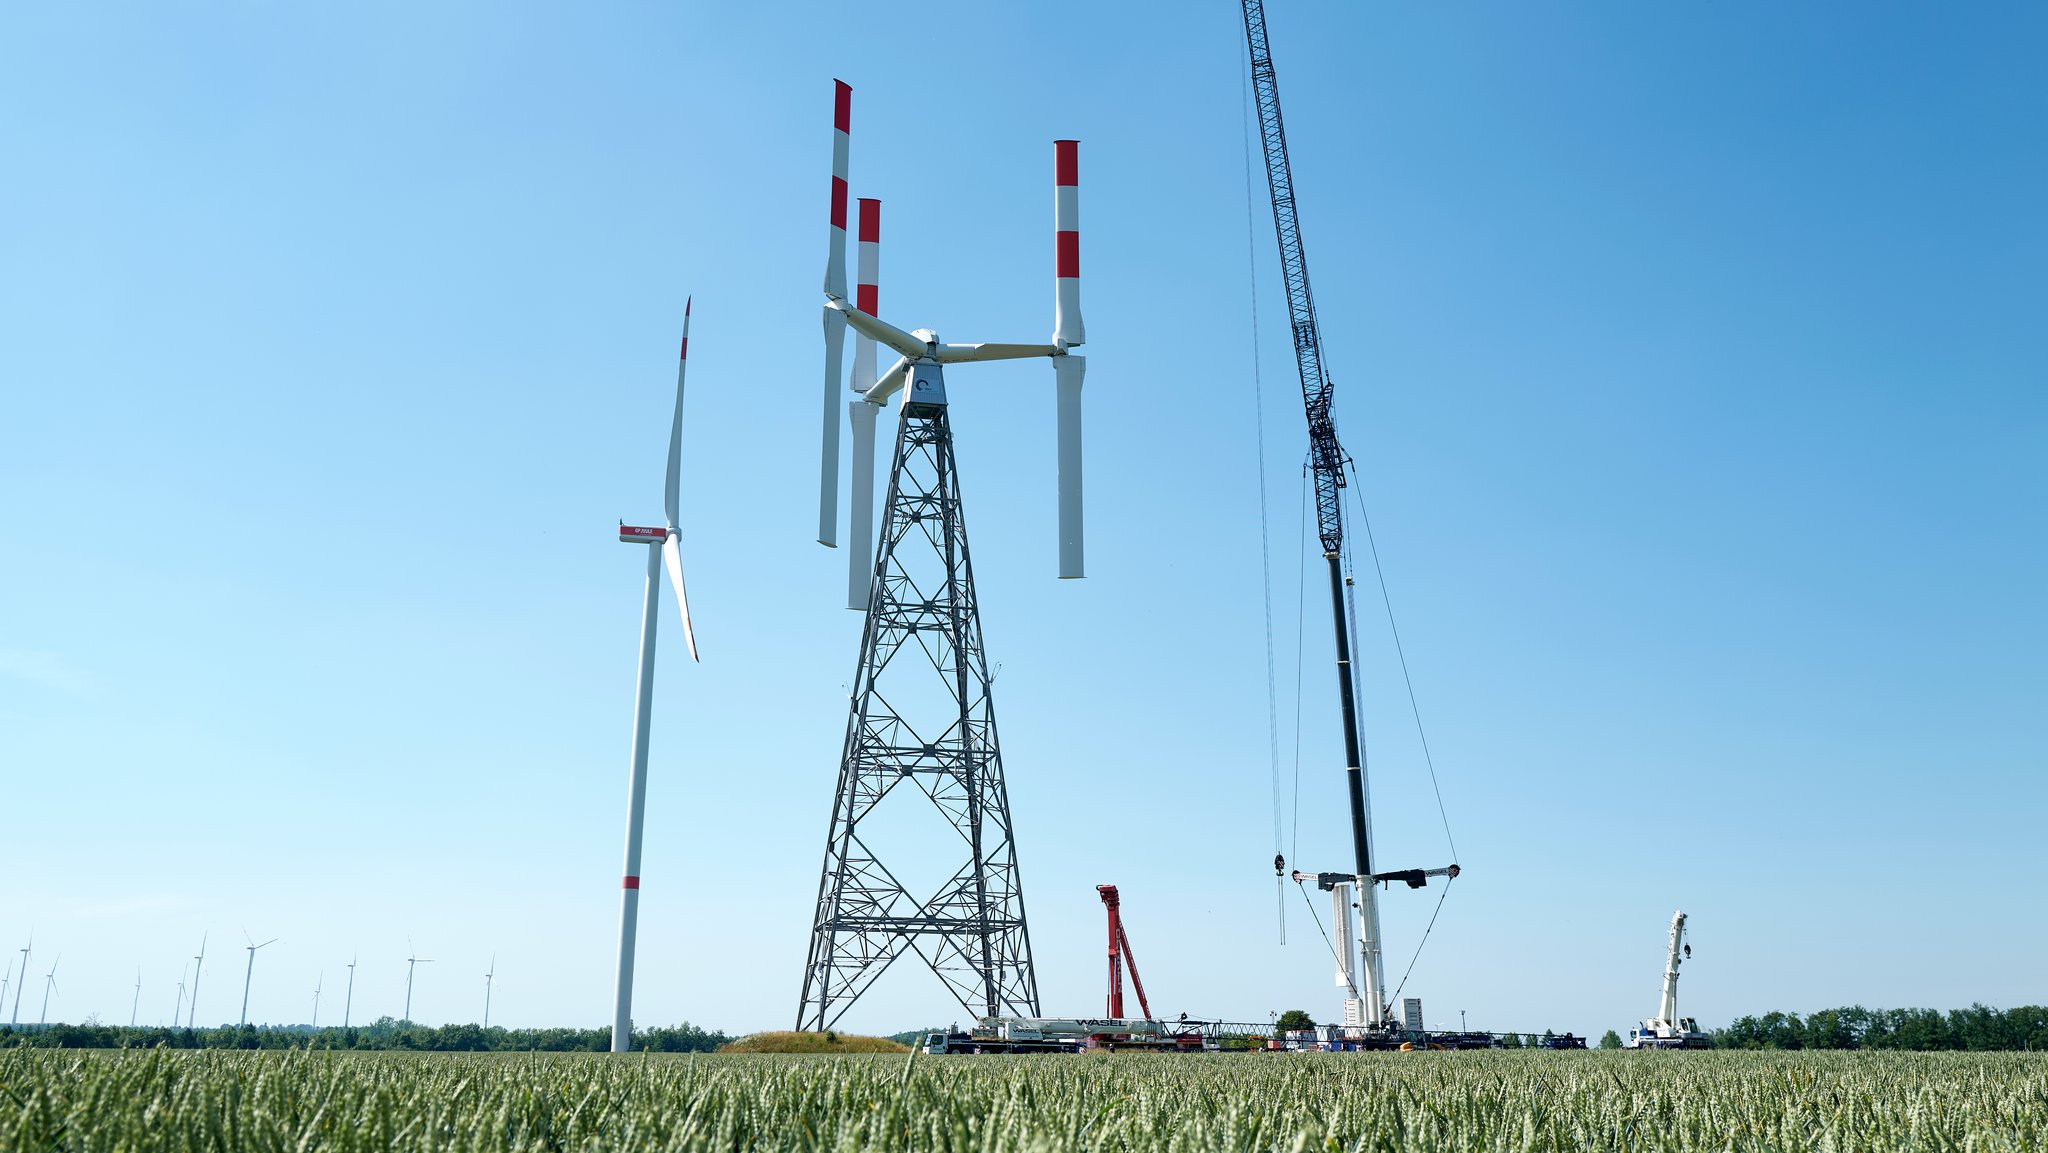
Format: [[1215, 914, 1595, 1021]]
[[3, 1047, 2046, 1150], [717, 1029, 910, 1053]]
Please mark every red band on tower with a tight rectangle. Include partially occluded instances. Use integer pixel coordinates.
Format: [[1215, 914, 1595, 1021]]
[[857, 197, 880, 243], [1055, 140, 1079, 187], [1056, 231, 1080, 279], [856, 285, 878, 314], [622, 875, 641, 889], [833, 81, 851, 133]]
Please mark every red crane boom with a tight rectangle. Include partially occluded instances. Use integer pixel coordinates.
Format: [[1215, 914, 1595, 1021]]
[[1095, 885, 1153, 1021]]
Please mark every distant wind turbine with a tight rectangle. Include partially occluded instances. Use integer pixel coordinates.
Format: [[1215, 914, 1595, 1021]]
[[609, 297, 702, 1055], [131, 968, 142, 1027], [1, 955, 12, 1020], [173, 962, 188, 1029], [312, 972, 323, 1029], [484, 955, 496, 1028], [10, 935, 29, 1026], [404, 943, 433, 1023], [187, 933, 207, 1028], [39, 956, 59, 1025], [343, 955, 356, 1028], [238, 934, 276, 1027]]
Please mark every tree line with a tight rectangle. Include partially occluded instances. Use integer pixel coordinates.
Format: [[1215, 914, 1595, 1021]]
[[1711, 1005, 2048, 1050], [0, 1016, 730, 1052]]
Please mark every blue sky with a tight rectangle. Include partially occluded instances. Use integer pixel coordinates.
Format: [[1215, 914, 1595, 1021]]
[[3, 0, 2042, 1038]]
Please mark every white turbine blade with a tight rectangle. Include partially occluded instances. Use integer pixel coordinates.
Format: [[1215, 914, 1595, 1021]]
[[1055, 355, 1085, 578], [933, 342, 1058, 364], [828, 298, 928, 361], [819, 306, 845, 547], [816, 80, 851, 555], [846, 399, 880, 611], [665, 298, 691, 528], [661, 534, 699, 662], [864, 357, 911, 404]]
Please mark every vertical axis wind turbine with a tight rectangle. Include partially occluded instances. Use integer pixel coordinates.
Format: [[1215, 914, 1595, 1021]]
[[798, 78, 1087, 1029], [817, 80, 1088, 581], [239, 935, 276, 1027], [609, 299, 701, 1054], [404, 943, 432, 1023]]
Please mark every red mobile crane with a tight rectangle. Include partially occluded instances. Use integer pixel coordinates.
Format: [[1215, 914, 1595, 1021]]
[[1095, 885, 1152, 1021]]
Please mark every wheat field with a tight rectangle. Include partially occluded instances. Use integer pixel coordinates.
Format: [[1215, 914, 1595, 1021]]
[[4, 1046, 2044, 1151]]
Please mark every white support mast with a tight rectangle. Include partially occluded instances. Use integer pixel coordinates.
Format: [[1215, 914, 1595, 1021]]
[[1657, 910, 1688, 1028]]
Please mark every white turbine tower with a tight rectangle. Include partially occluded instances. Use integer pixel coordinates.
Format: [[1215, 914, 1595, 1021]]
[[343, 955, 356, 1028], [609, 299, 702, 1054], [172, 961, 188, 1029], [9, 935, 29, 1026], [38, 956, 59, 1025], [238, 935, 276, 1027], [817, 80, 1087, 585], [131, 968, 142, 1027], [0, 955, 11, 1022], [311, 972, 322, 1028], [404, 943, 432, 1024], [187, 933, 207, 1028], [483, 955, 495, 1028]]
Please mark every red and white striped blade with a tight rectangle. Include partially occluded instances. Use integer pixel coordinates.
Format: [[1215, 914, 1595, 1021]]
[[850, 197, 881, 393], [661, 533, 698, 662], [1054, 139, 1084, 348]]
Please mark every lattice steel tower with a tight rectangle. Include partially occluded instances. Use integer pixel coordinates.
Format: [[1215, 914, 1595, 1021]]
[[802, 80, 1083, 1030], [798, 367, 1039, 1029]]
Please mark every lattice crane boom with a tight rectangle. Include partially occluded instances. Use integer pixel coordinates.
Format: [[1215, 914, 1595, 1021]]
[[1242, 0, 1346, 556]]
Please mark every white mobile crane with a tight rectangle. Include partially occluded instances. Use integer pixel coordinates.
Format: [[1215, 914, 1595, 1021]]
[[1624, 910, 1711, 1049]]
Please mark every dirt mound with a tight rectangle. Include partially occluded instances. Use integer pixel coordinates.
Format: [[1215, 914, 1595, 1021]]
[[717, 1030, 910, 1054]]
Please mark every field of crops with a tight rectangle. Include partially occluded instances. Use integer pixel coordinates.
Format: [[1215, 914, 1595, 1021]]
[[4, 1047, 2045, 1151]]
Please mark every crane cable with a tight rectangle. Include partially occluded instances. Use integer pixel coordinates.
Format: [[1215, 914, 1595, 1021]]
[[1342, 470, 1461, 1005], [1345, 470, 1459, 864]]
